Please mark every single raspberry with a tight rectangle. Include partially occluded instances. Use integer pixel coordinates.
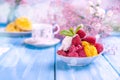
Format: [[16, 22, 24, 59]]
[[78, 49, 87, 57], [76, 45, 83, 53], [69, 45, 76, 53], [72, 34, 81, 46], [68, 52, 79, 57], [94, 43, 104, 53], [76, 29, 86, 38], [57, 50, 67, 56], [82, 36, 96, 44]]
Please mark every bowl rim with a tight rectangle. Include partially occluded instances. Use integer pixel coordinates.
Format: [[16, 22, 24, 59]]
[[57, 51, 104, 59]]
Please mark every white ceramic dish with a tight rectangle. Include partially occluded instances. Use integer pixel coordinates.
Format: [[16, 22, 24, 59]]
[[0, 28, 31, 36], [24, 37, 60, 47], [58, 53, 102, 66]]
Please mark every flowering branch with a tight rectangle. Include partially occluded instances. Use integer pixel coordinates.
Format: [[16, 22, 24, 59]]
[[53, 0, 113, 37]]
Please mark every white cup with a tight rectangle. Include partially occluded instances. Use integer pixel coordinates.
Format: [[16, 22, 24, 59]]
[[32, 23, 60, 40]]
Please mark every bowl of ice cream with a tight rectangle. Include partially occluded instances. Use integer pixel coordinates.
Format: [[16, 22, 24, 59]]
[[57, 25, 104, 66]]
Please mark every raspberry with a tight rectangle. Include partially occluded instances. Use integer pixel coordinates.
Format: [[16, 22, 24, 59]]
[[57, 50, 67, 56], [72, 34, 81, 46], [94, 43, 104, 53], [76, 29, 86, 38], [76, 45, 83, 53], [69, 45, 76, 53], [82, 36, 96, 44], [78, 49, 87, 57], [68, 52, 79, 57]]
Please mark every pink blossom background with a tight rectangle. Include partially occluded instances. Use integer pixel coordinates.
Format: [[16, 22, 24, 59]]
[[0, 0, 120, 35]]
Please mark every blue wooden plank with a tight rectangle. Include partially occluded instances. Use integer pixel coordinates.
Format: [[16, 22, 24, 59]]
[[56, 55, 119, 80], [0, 23, 7, 27], [101, 34, 120, 75], [55, 43, 119, 80], [0, 36, 55, 80]]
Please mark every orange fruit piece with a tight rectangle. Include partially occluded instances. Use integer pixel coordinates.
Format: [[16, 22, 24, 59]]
[[15, 17, 32, 31], [82, 41, 98, 57], [5, 22, 20, 32]]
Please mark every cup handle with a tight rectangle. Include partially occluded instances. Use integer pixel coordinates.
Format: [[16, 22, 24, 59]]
[[53, 24, 60, 34]]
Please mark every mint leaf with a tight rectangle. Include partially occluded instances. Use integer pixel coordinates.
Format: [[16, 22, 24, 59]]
[[60, 30, 74, 37], [75, 26, 81, 33], [69, 27, 75, 35]]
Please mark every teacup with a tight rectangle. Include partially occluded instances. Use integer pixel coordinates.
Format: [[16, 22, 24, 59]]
[[32, 23, 60, 40]]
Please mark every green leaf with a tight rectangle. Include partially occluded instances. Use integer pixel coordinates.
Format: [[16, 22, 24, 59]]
[[75, 26, 81, 33], [69, 27, 75, 35], [60, 30, 74, 37]]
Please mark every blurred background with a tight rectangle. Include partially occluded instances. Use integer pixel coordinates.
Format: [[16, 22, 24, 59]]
[[0, 0, 120, 36]]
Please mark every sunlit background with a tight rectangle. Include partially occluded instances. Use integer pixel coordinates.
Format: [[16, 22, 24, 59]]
[[0, 0, 120, 33]]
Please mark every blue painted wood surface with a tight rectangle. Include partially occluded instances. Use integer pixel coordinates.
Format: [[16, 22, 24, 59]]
[[0, 36, 55, 80], [101, 33, 120, 76], [55, 33, 120, 80], [0, 32, 120, 80]]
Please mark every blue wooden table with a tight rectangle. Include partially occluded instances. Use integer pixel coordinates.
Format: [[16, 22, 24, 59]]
[[0, 35, 56, 80], [0, 31, 120, 80], [55, 33, 120, 80]]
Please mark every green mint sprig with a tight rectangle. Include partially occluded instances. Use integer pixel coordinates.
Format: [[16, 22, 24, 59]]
[[60, 25, 83, 37], [60, 30, 74, 37]]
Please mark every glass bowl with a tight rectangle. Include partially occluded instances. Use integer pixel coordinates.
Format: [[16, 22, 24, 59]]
[[57, 53, 102, 66]]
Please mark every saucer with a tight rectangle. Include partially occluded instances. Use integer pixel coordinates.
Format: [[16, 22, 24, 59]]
[[0, 28, 31, 36], [24, 38, 60, 47]]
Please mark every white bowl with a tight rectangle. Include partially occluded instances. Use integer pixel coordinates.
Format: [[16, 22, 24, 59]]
[[58, 54, 101, 66]]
